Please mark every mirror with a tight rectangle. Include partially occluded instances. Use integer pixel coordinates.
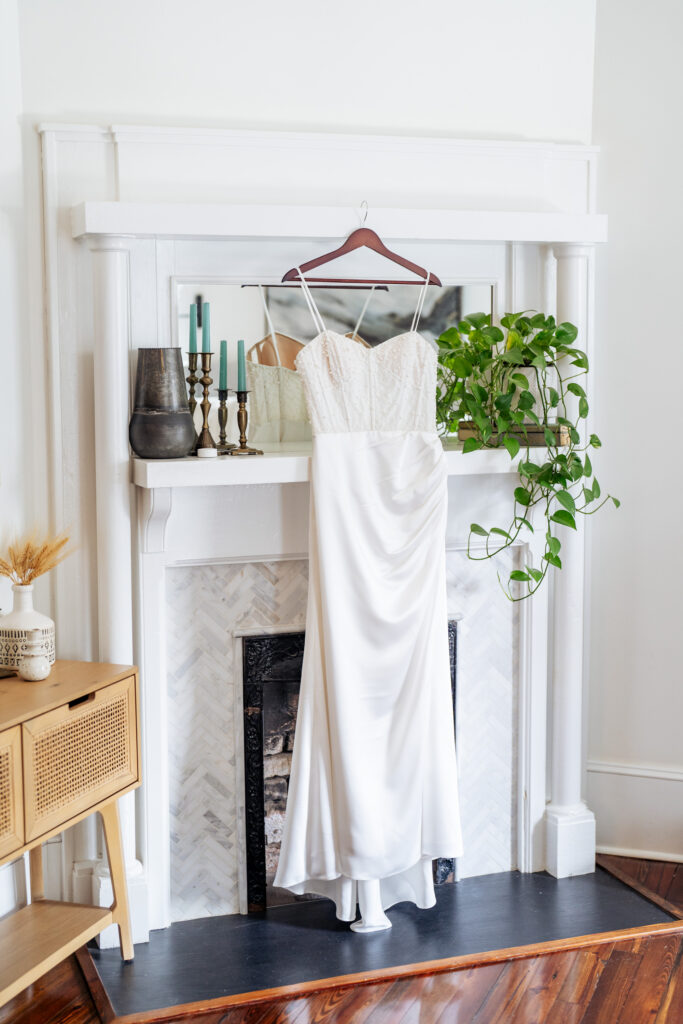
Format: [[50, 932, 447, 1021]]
[[176, 282, 494, 446]]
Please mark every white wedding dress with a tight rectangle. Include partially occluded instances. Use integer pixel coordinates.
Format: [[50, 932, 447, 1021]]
[[274, 276, 463, 921]]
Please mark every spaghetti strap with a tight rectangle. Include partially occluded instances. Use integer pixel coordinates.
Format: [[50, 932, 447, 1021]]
[[298, 269, 326, 335], [258, 285, 282, 366], [351, 286, 375, 340], [410, 275, 431, 334]]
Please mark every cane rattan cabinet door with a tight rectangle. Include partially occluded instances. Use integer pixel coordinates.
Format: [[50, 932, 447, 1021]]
[[22, 676, 138, 842], [0, 726, 23, 859]]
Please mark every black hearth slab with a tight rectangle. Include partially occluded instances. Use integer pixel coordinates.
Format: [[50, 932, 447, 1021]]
[[91, 869, 675, 1016]]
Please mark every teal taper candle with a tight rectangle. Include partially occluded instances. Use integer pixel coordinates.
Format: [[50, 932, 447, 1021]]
[[237, 339, 246, 391], [189, 303, 197, 353], [202, 302, 211, 352], [219, 340, 228, 390]]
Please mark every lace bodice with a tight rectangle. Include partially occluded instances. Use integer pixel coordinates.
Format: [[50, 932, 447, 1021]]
[[295, 330, 438, 435], [246, 361, 311, 443]]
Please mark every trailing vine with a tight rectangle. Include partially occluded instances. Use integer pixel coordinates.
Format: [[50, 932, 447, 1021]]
[[436, 311, 619, 600]]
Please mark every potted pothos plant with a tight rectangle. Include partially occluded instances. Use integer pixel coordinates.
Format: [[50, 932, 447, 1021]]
[[435, 311, 619, 601]]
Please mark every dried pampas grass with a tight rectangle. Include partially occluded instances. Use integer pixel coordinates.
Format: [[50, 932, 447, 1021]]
[[0, 531, 72, 586]]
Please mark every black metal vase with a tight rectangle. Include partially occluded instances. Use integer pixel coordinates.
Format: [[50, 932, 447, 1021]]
[[129, 347, 195, 459]]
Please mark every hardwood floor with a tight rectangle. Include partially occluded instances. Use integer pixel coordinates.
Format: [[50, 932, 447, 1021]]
[[3, 858, 683, 1024]]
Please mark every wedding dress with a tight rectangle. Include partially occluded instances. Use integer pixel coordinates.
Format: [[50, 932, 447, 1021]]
[[274, 274, 463, 921], [247, 286, 311, 444]]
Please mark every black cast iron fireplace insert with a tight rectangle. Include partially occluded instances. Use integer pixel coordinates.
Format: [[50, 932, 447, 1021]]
[[242, 622, 458, 912]]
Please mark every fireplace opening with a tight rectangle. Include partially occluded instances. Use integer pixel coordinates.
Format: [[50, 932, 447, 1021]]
[[242, 623, 458, 912]]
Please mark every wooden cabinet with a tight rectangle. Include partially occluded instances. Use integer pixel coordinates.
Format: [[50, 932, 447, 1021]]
[[0, 660, 141, 1008]]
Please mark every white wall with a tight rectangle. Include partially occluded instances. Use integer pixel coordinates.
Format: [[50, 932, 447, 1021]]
[[0, 0, 30, 916], [587, 0, 683, 859], [18, 0, 596, 142]]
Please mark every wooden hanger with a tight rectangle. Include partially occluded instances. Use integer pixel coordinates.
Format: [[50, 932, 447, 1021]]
[[282, 227, 441, 287]]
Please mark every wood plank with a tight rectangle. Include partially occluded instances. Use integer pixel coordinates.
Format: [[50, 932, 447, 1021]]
[[597, 858, 683, 920], [0, 661, 135, 732], [421, 963, 508, 1022], [616, 934, 681, 1022], [581, 949, 640, 1023], [0, 958, 98, 1024], [506, 950, 575, 1022], [74, 948, 117, 1024], [0, 902, 112, 1008], [654, 939, 683, 1022], [108, 921, 683, 1024]]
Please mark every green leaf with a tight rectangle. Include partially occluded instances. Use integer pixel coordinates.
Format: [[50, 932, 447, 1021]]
[[544, 427, 556, 447], [511, 373, 530, 389], [490, 527, 512, 540], [514, 486, 532, 506], [612, 496, 621, 509], [592, 478, 601, 499], [515, 516, 534, 532], [550, 509, 577, 530], [501, 348, 526, 365], [465, 312, 490, 329], [470, 523, 489, 537], [579, 396, 589, 418], [556, 322, 578, 341], [590, 433, 602, 448], [555, 490, 576, 514], [462, 437, 481, 454], [504, 437, 520, 459], [510, 570, 531, 583], [527, 566, 543, 583], [570, 427, 581, 445], [567, 382, 586, 398], [543, 552, 562, 569], [549, 387, 560, 408], [453, 356, 473, 377], [584, 453, 592, 478], [583, 485, 594, 504], [548, 536, 561, 556]]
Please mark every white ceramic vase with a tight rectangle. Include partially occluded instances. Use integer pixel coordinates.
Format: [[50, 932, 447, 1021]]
[[0, 584, 56, 669], [17, 628, 51, 681]]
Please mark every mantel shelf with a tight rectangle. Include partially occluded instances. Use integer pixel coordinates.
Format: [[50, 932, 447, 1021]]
[[131, 441, 518, 489], [71, 201, 607, 245]]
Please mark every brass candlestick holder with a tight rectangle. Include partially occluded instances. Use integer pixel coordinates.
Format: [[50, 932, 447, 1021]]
[[216, 388, 236, 453], [197, 352, 217, 451], [229, 390, 263, 456], [186, 351, 200, 449]]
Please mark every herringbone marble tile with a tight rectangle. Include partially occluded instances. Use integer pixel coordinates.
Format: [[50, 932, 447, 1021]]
[[166, 560, 308, 922], [166, 550, 518, 921]]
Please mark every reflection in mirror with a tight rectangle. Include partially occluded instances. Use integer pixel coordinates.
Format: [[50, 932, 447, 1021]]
[[176, 283, 494, 446]]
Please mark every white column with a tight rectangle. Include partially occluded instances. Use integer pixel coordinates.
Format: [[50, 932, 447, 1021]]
[[89, 238, 149, 945], [137, 486, 173, 931], [545, 244, 596, 877]]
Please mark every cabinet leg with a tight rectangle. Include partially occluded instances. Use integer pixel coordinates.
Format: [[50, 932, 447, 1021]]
[[100, 800, 134, 961], [29, 845, 44, 901]]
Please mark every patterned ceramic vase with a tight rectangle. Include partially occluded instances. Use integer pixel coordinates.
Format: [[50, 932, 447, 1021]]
[[0, 584, 56, 669]]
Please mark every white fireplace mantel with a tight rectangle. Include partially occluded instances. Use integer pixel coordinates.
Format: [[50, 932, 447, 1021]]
[[131, 441, 521, 489], [37, 125, 607, 942]]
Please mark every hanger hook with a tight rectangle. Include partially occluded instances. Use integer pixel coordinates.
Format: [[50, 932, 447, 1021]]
[[359, 200, 368, 227]]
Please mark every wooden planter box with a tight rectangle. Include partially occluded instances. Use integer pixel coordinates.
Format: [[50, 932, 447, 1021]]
[[458, 421, 571, 447]]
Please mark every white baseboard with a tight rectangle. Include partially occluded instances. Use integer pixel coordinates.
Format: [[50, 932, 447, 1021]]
[[587, 759, 683, 862], [597, 844, 683, 865]]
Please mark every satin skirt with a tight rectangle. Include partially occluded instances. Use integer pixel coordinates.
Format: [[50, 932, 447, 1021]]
[[274, 431, 463, 919]]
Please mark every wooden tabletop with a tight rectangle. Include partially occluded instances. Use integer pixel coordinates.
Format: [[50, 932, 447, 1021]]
[[0, 660, 136, 730]]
